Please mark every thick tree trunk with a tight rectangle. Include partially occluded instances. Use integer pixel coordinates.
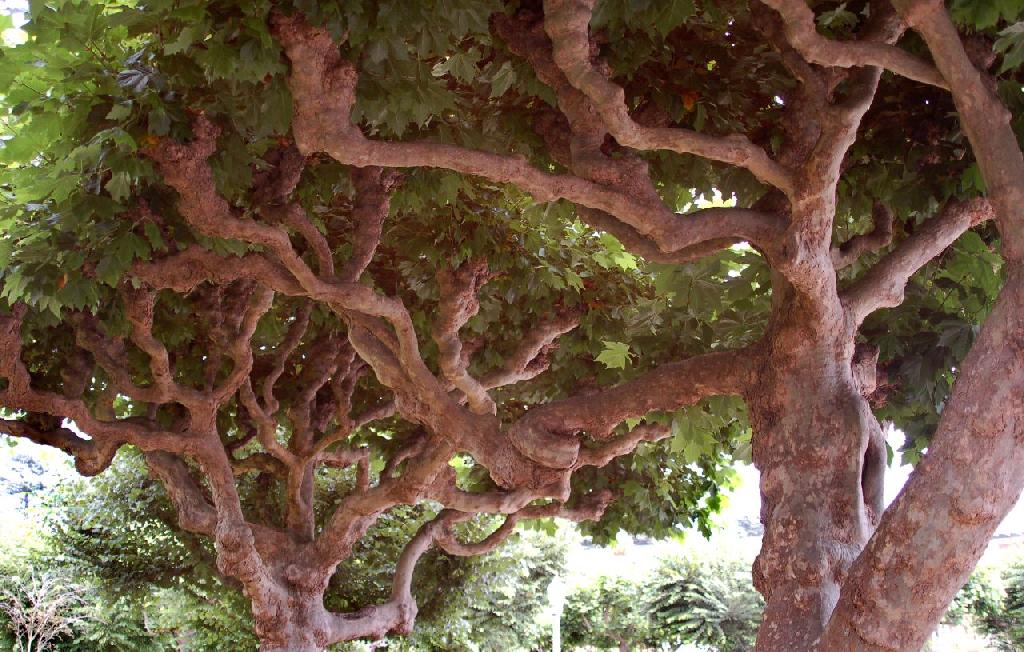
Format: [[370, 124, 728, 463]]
[[248, 574, 335, 652], [817, 267, 1024, 650], [254, 600, 331, 652], [749, 309, 884, 650]]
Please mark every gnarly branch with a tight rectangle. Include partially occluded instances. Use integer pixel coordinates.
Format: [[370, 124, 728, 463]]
[[239, 380, 296, 465], [144, 451, 218, 536], [231, 452, 287, 477], [271, 203, 335, 276], [261, 303, 313, 415], [819, 4, 1024, 645], [0, 418, 118, 477], [760, 0, 948, 90], [131, 246, 304, 296], [340, 167, 401, 283], [211, 285, 276, 405], [842, 198, 993, 323], [542, 0, 793, 195], [832, 202, 895, 269], [576, 423, 672, 468], [893, 0, 1024, 262], [480, 310, 581, 390], [432, 259, 496, 414], [273, 13, 785, 264], [507, 347, 755, 469], [0, 307, 192, 464], [326, 488, 612, 644]]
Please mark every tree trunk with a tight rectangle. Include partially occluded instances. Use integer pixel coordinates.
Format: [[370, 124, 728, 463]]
[[749, 310, 883, 650], [817, 267, 1024, 650], [251, 584, 334, 652]]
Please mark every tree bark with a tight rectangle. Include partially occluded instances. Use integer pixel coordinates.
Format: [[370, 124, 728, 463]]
[[749, 288, 884, 650], [817, 266, 1024, 651], [252, 588, 334, 652]]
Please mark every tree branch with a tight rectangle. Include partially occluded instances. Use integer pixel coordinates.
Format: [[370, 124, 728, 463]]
[[272, 12, 785, 262], [842, 198, 993, 323], [576, 423, 672, 468], [432, 259, 497, 415], [831, 202, 895, 269], [0, 418, 118, 476], [479, 310, 581, 390], [507, 347, 755, 469], [759, 0, 948, 90], [542, 0, 794, 195], [340, 167, 401, 284]]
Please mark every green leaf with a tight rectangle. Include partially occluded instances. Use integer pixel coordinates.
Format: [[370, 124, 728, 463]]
[[106, 171, 132, 202], [657, 0, 695, 36], [489, 61, 516, 97], [596, 340, 632, 369], [164, 25, 199, 55], [105, 103, 132, 121]]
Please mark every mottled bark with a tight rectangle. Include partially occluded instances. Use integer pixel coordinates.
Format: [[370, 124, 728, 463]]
[[818, 0, 1024, 648], [749, 307, 883, 649]]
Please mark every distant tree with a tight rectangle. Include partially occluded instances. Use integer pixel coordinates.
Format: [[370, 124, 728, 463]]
[[0, 453, 45, 508], [966, 559, 1024, 652], [0, 573, 84, 652], [650, 556, 762, 652], [562, 575, 651, 652]]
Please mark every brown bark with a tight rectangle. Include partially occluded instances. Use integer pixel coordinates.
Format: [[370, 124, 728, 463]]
[[818, 1, 1024, 648], [748, 307, 884, 650]]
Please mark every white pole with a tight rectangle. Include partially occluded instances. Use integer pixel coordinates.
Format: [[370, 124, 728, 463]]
[[548, 577, 566, 652]]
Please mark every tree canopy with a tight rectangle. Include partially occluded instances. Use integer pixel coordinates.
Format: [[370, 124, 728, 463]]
[[1, 0, 1022, 650]]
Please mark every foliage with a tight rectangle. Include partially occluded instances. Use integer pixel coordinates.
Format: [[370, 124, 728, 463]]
[[562, 575, 651, 651], [963, 558, 1024, 651], [560, 544, 761, 652], [0, 0, 1022, 646], [943, 566, 1004, 630], [648, 554, 762, 652]]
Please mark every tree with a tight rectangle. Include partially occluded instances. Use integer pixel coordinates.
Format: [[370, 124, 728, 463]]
[[562, 575, 651, 652], [650, 556, 762, 652], [0, 452, 45, 508], [0, 0, 1022, 650], [0, 572, 85, 652], [36, 447, 568, 652]]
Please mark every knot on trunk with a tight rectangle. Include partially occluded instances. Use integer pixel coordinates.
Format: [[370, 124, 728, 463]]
[[507, 421, 580, 470], [283, 564, 328, 593], [852, 343, 880, 397]]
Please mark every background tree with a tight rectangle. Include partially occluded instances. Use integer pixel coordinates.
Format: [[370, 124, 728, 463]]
[[1, 0, 1023, 650], [0, 573, 85, 652], [650, 556, 762, 652], [562, 575, 651, 652]]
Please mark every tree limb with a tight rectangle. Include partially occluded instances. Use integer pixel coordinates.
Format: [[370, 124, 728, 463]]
[[831, 202, 895, 269], [842, 198, 993, 323], [543, 0, 794, 195], [759, 0, 948, 90]]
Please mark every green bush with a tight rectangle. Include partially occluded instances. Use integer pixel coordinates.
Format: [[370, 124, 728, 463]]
[[562, 575, 652, 651], [560, 547, 761, 652], [649, 555, 762, 652]]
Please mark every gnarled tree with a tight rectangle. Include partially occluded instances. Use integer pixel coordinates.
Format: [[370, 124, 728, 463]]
[[0, 0, 1021, 650]]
